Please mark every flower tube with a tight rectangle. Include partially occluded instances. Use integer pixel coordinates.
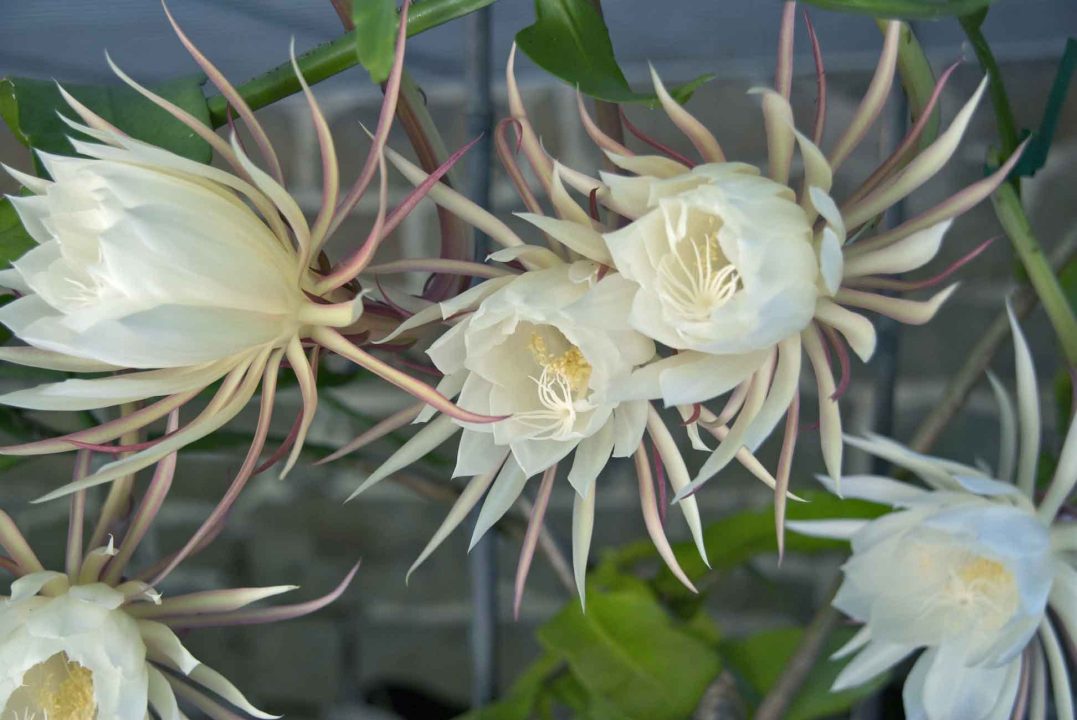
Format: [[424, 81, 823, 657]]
[[0, 2, 498, 503]]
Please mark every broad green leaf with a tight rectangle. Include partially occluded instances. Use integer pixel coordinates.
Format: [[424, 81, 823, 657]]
[[547, 673, 634, 720], [720, 627, 891, 720], [454, 653, 562, 720], [354, 0, 398, 83], [801, 0, 997, 19], [537, 587, 722, 720], [515, 0, 712, 105], [601, 491, 887, 592], [0, 75, 211, 169], [0, 197, 34, 270]]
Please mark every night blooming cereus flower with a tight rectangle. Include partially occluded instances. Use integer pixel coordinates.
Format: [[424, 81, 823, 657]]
[[328, 44, 803, 614], [0, 1, 496, 504], [0, 439, 357, 719], [555, 6, 1025, 539], [789, 311, 1076, 720], [333, 7, 1027, 609], [338, 176, 695, 610]]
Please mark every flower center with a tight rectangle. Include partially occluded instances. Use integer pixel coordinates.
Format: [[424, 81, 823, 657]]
[[932, 553, 1018, 631], [2, 652, 97, 720], [656, 215, 741, 322], [528, 334, 592, 393], [60, 274, 104, 309], [514, 333, 593, 439]]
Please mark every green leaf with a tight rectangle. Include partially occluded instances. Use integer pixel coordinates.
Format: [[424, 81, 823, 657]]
[[1013, 38, 1076, 178], [0, 197, 34, 270], [547, 672, 634, 720], [0, 75, 211, 169], [207, 0, 503, 127], [721, 627, 891, 720], [353, 0, 398, 84], [455, 653, 563, 720], [537, 587, 722, 720], [515, 0, 712, 105], [801, 0, 997, 19], [601, 491, 887, 593]]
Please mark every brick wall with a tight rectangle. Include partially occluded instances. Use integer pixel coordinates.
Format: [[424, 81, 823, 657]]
[[0, 56, 1073, 719]]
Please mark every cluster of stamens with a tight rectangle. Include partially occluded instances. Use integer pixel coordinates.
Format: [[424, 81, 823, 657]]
[[656, 213, 741, 322], [515, 333, 593, 439], [7, 653, 97, 720], [946, 555, 1017, 619]]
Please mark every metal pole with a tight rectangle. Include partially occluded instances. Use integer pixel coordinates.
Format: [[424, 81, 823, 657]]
[[465, 3, 497, 709]]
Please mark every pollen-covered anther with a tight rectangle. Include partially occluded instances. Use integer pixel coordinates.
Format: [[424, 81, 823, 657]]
[[528, 334, 592, 393], [948, 555, 1017, 616], [517, 333, 594, 438], [7, 652, 97, 720]]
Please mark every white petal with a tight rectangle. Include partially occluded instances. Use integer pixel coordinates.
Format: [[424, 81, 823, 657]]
[[815, 300, 876, 362], [918, 645, 1021, 720], [604, 151, 688, 179], [786, 519, 868, 540], [516, 213, 611, 264], [832, 641, 916, 691], [843, 220, 951, 278], [612, 399, 649, 457], [621, 350, 766, 406], [453, 429, 507, 478], [138, 620, 200, 674], [571, 479, 597, 605], [189, 663, 280, 719], [1008, 304, 1041, 498], [567, 419, 615, 497], [407, 468, 500, 581], [813, 472, 925, 506], [348, 415, 460, 499], [0, 359, 233, 411], [147, 666, 181, 720], [469, 459, 529, 549]]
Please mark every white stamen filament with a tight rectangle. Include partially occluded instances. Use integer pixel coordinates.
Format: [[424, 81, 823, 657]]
[[656, 212, 741, 322], [515, 333, 593, 440], [915, 548, 1018, 634]]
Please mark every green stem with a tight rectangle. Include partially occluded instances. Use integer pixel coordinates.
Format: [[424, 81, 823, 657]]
[[959, 14, 1021, 162], [207, 0, 500, 127], [960, 14, 1076, 365], [883, 20, 940, 150], [992, 181, 1077, 366]]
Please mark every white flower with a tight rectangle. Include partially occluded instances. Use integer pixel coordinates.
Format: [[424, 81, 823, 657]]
[[428, 263, 653, 478], [1, 579, 152, 720], [1, 151, 321, 371], [534, 17, 1026, 518], [0, 8, 493, 502], [343, 143, 724, 606], [0, 438, 359, 719], [603, 163, 820, 382], [790, 310, 1076, 720]]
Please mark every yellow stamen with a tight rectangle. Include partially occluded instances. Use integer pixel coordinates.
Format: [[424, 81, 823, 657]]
[[957, 556, 1013, 592], [528, 334, 592, 392], [5, 652, 97, 720]]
